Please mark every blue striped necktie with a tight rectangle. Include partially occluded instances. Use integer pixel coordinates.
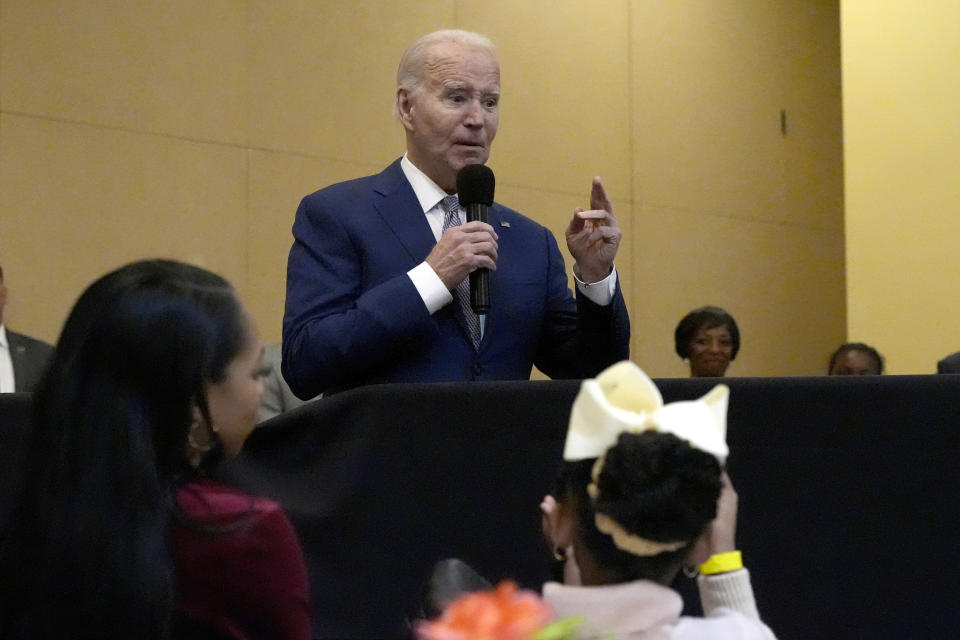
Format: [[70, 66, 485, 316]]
[[440, 195, 482, 349]]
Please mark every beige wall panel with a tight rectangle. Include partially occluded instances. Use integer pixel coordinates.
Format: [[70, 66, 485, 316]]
[[246, 149, 385, 342], [0, 114, 246, 343], [457, 0, 632, 200], [630, 0, 844, 378], [779, 1, 844, 233], [842, 0, 960, 373], [631, 1, 788, 223], [630, 205, 845, 378], [246, 0, 448, 160], [0, 0, 246, 143]]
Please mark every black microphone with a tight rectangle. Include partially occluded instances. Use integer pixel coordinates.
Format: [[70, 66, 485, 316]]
[[456, 164, 495, 314]]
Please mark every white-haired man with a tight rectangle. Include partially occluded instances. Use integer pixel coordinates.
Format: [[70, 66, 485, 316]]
[[282, 29, 630, 397]]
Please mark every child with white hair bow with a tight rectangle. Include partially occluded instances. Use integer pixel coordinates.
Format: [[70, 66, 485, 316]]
[[540, 361, 776, 640]]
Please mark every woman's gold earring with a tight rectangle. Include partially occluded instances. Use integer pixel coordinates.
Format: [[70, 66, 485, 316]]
[[186, 419, 214, 468]]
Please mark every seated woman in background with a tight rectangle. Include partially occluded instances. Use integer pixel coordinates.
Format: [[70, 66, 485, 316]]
[[827, 342, 883, 375], [674, 306, 740, 377], [0, 259, 311, 640], [540, 361, 774, 639]]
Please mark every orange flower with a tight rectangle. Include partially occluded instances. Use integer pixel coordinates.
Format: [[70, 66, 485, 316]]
[[417, 581, 553, 640]]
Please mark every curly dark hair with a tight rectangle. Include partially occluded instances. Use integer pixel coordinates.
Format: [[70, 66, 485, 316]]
[[556, 431, 722, 583], [674, 306, 740, 360]]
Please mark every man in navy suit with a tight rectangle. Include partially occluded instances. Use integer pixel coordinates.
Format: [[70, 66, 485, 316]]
[[282, 29, 630, 398], [0, 263, 54, 393]]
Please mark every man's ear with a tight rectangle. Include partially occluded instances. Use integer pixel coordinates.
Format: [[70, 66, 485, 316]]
[[396, 87, 415, 132]]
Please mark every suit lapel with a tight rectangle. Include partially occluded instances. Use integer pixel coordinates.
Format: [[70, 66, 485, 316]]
[[370, 160, 437, 264], [477, 205, 511, 348]]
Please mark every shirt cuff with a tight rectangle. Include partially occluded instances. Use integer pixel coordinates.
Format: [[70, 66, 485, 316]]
[[697, 568, 761, 620], [408, 262, 453, 315], [573, 265, 617, 306]]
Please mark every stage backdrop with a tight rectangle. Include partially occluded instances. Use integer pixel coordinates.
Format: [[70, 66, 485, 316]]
[[214, 374, 960, 639]]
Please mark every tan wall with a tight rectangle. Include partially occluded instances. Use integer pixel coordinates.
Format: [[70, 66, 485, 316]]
[[0, 0, 844, 378], [841, 0, 960, 374]]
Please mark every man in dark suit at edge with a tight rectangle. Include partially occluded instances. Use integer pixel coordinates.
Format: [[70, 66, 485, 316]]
[[282, 29, 630, 397], [0, 263, 54, 393]]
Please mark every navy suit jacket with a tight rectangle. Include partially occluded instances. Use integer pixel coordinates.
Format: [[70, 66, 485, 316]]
[[282, 159, 630, 398], [6, 329, 54, 393]]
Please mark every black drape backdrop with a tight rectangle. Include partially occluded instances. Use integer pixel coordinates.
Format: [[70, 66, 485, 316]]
[[3, 374, 959, 638], [218, 374, 960, 639]]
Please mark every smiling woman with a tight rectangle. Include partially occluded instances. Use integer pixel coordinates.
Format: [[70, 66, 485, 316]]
[[674, 306, 740, 378]]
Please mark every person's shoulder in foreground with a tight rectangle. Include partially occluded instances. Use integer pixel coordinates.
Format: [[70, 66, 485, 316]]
[[172, 472, 312, 638]]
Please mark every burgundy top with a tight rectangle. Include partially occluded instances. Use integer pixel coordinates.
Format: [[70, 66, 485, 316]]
[[169, 479, 312, 640]]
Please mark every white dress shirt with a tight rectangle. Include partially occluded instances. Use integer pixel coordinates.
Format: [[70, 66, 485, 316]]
[[0, 325, 16, 393]]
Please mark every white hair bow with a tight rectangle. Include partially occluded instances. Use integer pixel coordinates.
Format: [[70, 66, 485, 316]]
[[564, 361, 729, 465]]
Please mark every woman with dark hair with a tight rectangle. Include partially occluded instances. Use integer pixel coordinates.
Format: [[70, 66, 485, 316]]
[[827, 342, 883, 375], [674, 306, 740, 377], [0, 259, 311, 640], [540, 362, 774, 639]]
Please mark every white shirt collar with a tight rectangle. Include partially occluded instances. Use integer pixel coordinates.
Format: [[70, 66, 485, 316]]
[[0, 325, 8, 349], [400, 154, 453, 213]]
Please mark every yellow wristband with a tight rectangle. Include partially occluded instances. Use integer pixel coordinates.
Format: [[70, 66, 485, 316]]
[[698, 550, 743, 575]]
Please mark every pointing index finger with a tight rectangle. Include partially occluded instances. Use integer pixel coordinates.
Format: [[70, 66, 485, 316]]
[[589, 176, 612, 213]]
